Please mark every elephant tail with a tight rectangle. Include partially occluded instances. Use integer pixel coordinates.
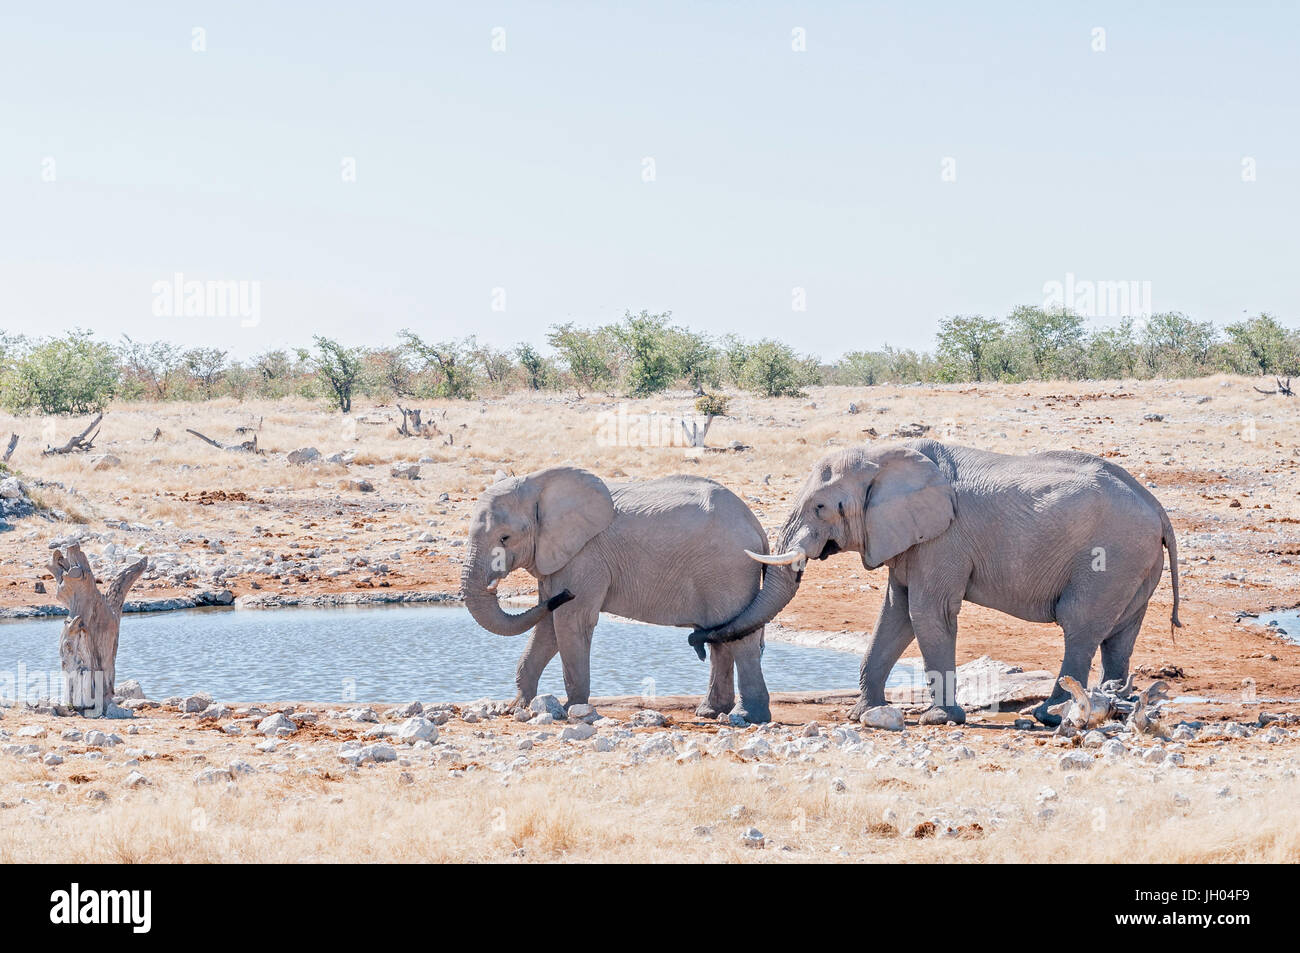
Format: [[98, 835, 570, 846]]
[[687, 623, 764, 660], [1158, 505, 1182, 635]]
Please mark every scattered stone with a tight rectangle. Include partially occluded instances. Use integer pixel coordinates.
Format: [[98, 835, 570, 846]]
[[115, 679, 145, 701], [739, 827, 765, 849], [630, 709, 668, 728], [858, 705, 905, 731], [1101, 739, 1127, 758], [395, 717, 438, 745], [257, 713, 296, 736], [391, 464, 421, 480], [1059, 751, 1093, 771], [194, 767, 232, 785], [182, 692, 214, 714], [287, 447, 321, 465], [124, 770, 150, 788], [567, 703, 600, 724], [560, 723, 597, 742], [529, 694, 567, 721]]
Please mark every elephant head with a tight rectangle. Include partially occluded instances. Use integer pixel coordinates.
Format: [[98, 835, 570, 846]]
[[461, 467, 615, 636], [688, 444, 956, 656]]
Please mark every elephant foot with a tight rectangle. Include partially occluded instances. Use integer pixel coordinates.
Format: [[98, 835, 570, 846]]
[[732, 702, 771, 725], [695, 701, 729, 720], [508, 694, 531, 713], [1030, 700, 1062, 728], [848, 697, 884, 723], [918, 705, 966, 726]]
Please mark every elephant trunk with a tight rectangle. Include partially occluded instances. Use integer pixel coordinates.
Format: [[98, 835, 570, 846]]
[[686, 521, 808, 658], [460, 543, 555, 637]]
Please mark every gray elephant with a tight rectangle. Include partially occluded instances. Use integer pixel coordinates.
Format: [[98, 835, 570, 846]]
[[688, 440, 1181, 726], [461, 466, 772, 722]]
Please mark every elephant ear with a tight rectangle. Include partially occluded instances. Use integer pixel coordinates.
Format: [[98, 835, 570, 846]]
[[862, 447, 956, 569], [533, 467, 616, 575]]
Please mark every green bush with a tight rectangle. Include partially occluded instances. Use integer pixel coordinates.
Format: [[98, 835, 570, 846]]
[[1, 330, 119, 414]]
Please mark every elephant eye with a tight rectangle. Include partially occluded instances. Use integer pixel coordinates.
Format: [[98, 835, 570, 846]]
[[499, 534, 510, 544]]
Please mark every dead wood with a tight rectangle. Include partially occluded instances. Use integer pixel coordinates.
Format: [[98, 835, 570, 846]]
[[43, 413, 103, 455], [48, 543, 147, 714]]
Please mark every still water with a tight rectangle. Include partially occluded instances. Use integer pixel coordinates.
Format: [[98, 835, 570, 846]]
[[0, 605, 910, 704]]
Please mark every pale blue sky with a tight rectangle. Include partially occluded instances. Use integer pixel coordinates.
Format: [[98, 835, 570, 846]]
[[2, 1, 1296, 360]]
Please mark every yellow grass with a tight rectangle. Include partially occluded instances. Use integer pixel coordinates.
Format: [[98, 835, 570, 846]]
[[1, 726, 1297, 863]]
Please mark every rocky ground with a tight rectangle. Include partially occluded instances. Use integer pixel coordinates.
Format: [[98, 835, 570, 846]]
[[0, 379, 1298, 860], [1, 688, 1297, 862]]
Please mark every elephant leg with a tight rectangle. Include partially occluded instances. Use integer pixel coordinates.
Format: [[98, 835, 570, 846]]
[[1099, 552, 1160, 685], [850, 577, 915, 720], [1100, 606, 1147, 685], [1032, 591, 1120, 725], [697, 639, 736, 719], [553, 598, 600, 708], [731, 629, 771, 724], [511, 615, 558, 709], [909, 591, 965, 726]]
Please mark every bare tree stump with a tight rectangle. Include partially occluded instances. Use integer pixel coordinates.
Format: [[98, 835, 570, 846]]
[[48, 544, 147, 715]]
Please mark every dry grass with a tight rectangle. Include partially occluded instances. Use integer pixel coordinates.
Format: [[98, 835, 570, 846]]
[[2, 731, 1297, 863], [0, 374, 1281, 541], [0, 377, 1297, 863]]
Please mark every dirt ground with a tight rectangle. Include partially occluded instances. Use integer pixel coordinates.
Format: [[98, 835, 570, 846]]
[[2, 375, 1297, 721], [2, 377, 1299, 862]]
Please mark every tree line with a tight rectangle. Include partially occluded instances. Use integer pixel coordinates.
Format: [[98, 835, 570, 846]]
[[0, 307, 1295, 415]]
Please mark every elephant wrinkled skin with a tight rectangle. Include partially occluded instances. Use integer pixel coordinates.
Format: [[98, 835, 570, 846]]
[[462, 467, 772, 722], [690, 440, 1181, 726]]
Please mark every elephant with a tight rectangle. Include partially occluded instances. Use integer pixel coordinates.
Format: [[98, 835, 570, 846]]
[[687, 440, 1181, 726], [461, 466, 773, 722]]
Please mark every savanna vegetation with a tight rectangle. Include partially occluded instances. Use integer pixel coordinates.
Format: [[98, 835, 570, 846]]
[[1, 307, 1295, 415]]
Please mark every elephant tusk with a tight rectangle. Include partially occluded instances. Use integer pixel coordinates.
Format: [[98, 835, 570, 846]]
[[745, 548, 807, 571], [484, 579, 500, 592]]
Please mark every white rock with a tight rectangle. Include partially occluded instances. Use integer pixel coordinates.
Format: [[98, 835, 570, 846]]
[[590, 736, 616, 753], [182, 692, 213, 713], [560, 723, 597, 742], [528, 694, 567, 720], [287, 447, 321, 465], [858, 706, 905, 731], [1082, 730, 1107, 748], [115, 679, 145, 700], [396, 717, 438, 745], [739, 827, 766, 848], [228, 760, 255, 777], [567, 703, 600, 724], [257, 713, 296, 736], [1059, 751, 1093, 771], [124, 770, 150, 788], [639, 734, 677, 757], [630, 709, 667, 728], [194, 767, 231, 785]]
